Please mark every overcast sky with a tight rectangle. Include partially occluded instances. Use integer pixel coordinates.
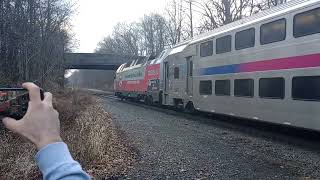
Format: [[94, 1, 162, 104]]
[[72, 0, 169, 53]]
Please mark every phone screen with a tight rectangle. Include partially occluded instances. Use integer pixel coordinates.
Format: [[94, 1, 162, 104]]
[[0, 88, 44, 119]]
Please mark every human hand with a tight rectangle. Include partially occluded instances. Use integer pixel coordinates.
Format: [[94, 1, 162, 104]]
[[2, 82, 62, 150]]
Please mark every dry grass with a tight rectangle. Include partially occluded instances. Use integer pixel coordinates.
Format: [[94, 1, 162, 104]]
[[0, 128, 39, 179], [0, 90, 136, 179]]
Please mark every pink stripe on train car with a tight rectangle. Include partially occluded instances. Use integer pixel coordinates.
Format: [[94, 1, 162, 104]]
[[239, 54, 320, 72]]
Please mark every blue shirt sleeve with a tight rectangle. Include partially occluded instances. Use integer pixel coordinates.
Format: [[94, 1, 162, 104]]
[[35, 142, 91, 180]]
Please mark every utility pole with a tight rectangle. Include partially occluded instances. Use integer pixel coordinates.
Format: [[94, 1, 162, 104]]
[[189, 0, 194, 38]]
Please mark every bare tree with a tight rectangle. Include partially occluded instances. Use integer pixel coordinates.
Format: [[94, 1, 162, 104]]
[[96, 13, 168, 57], [188, 0, 194, 38], [96, 22, 142, 55], [165, 0, 185, 46], [96, 0, 288, 55], [0, 0, 75, 87], [256, 0, 287, 10], [140, 14, 168, 56], [198, 0, 258, 32]]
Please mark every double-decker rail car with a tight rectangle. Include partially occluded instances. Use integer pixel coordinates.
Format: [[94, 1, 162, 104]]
[[114, 50, 170, 103], [114, 0, 320, 131], [168, 0, 320, 131], [162, 42, 194, 109]]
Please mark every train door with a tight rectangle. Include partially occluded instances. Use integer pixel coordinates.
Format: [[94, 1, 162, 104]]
[[186, 56, 193, 96], [164, 62, 169, 104]]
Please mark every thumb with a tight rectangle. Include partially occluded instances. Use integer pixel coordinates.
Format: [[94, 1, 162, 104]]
[[2, 117, 20, 133]]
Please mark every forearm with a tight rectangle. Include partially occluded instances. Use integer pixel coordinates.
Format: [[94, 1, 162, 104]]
[[35, 142, 90, 180]]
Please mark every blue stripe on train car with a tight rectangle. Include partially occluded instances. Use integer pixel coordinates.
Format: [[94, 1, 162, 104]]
[[198, 64, 239, 76]]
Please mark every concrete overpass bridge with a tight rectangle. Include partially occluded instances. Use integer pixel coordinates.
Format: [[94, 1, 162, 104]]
[[64, 53, 143, 70]]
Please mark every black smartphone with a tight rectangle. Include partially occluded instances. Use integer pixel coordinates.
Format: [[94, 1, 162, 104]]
[[0, 88, 44, 119]]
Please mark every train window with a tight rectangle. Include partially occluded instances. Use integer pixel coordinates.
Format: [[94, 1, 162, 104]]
[[259, 78, 285, 99], [235, 28, 255, 50], [234, 79, 254, 97], [292, 76, 320, 101], [200, 40, 213, 57], [260, 19, 286, 45], [174, 67, 179, 79], [199, 80, 212, 95], [294, 8, 320, 38], [216, 35, 231, 54], [215, 80, 230, 96]]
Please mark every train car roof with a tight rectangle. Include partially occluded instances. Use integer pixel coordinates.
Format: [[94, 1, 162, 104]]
[[169, 44, 188, 55], [154, 49, 172, 64], [189, 0, 319, 44]]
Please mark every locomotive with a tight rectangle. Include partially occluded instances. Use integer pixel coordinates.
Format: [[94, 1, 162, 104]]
[[115, 0, 320, 131]]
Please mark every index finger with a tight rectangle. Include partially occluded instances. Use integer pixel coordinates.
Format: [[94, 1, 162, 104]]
[[22, 82, 41, 103]]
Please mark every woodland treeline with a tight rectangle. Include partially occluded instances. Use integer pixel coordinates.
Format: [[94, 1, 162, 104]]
[[0, 0, 74, 86], [96, 0, 287, 56]]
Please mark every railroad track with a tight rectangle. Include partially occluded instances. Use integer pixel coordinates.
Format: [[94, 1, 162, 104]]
[[96, 93, 320, 151]]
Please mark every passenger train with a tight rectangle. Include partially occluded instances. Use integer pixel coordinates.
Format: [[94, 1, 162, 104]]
[[114, 0, 320, 131]]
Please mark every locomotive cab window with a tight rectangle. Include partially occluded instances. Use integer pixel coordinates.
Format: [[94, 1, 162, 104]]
[[199, 80, 212, 95], [135, 57, 145, 65], [215, 80, 230, 96], [234, 79, 254, 97], [260, 19, 286, 44], [174, 67, 179, 79], [292, 76, 320, 101], [216, 35, 231, 54], [235, 28, 255, 50], [294, 8, 320, 38], [200, 40, 213, 57], [124, 62, 130, 68], [259, 78, 285, 99]]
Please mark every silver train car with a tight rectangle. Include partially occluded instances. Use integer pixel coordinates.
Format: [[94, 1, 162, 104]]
[[116, 0, 320, 131]]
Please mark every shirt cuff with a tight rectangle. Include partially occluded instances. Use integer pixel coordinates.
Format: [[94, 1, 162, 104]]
[[35, 142, 74, 172]]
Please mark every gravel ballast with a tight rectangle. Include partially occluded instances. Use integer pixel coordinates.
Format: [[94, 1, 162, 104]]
[[101, 97, 320, 180]]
